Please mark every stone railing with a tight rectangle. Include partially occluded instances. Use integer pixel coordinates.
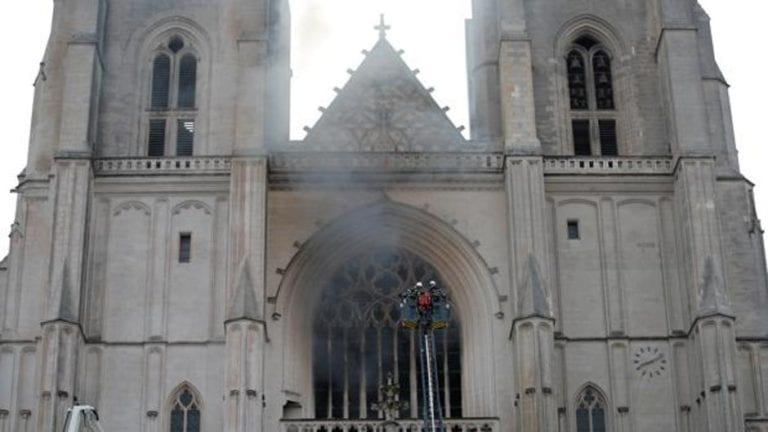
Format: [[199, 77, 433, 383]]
[[543, 156, 674, 175], [93, 157, 231, 176], [281, 418, 499, 432], [269, 152, 505, 173]]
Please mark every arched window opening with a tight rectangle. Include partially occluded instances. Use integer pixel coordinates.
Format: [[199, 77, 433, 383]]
[[566, 35, 618, 156], [178, 54, 197, 109], [169, 386, 201, 432], [151, 54, 171, 109], [576, 386, 607, 432], [146, 35, 198, 156], [312, 247, 462, 420]]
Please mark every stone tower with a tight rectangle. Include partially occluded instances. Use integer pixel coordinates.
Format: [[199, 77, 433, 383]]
[[1, 1, 767, 431]]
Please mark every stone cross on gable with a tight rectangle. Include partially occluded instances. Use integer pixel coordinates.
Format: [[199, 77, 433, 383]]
[[375, 14, 391, 40]]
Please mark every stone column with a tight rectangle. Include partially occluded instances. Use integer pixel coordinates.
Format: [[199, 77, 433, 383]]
[[655, 2, 710, 156], [506, 155, 556, 431], [499, 39, 540, 154], [36, 321, 82, 432], [675, 158, 743, 430], [224, 159, 268, 432], [511, 257, 557, 432]]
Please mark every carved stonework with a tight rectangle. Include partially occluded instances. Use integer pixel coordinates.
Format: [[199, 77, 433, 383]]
[[304, 37, 465, 152]]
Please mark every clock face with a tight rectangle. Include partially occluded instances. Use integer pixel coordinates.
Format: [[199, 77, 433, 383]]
[[633, 346, 667, 379]]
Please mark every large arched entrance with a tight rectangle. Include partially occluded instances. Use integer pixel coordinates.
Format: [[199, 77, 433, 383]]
[[274, 202, 500, 419]]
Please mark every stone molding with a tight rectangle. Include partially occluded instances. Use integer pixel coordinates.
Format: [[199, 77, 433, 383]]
[[93, 157, 231, 176], [92, 155, 677, 177]]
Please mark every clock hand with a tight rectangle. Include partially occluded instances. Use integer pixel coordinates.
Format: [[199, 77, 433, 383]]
[[638, 353, 663, 368]]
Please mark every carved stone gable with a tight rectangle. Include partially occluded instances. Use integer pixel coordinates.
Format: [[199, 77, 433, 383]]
[[304, 38, 466, 152]]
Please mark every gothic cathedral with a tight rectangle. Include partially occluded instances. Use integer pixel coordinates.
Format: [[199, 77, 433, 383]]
[[1, 0, 767, 431]]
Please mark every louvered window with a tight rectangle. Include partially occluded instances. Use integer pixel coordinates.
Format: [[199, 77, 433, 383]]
[[148, 119, 166, 156], [151, 55, 171, 109], [566, 36, 619, 156], [176, 120, 195, 156], [599, 120, 617, 156], [178, 55, 197, 109], [572, 120, 591, 156], [146, 36, 199, 156]]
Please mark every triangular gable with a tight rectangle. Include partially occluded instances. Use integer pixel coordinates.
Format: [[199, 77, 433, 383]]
[[303, 37, 466, 152]]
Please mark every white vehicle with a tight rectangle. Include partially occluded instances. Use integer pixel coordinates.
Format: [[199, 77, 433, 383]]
[[63, 405, 104, 432]]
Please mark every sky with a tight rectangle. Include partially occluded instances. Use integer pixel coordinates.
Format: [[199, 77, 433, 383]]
[[0, 1, 765, 257]]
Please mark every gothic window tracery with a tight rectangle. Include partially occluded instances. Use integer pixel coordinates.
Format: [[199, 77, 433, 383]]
[[566, 35, 618, 156], [575, 386, 607, 432], [169, 387, 201, 432], [312, 247, 462, 420], [147, 35, 198, 157]]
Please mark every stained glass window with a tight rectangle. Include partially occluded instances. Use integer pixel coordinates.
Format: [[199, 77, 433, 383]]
[[576, 386, 608, 432], [169, 387, 200, 432], [312, 247, 462, 420]]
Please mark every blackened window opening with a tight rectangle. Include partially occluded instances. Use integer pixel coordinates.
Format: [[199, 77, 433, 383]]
[[599, 120, 618, 156], [178, 54, 197, 109], [148, 119, 166, 156], [567, 220, 580, 240], [151, 54, 171, 109], [179, 233, 191, 263], [312, 247, 462, 420], [572, 120, 591, 156]]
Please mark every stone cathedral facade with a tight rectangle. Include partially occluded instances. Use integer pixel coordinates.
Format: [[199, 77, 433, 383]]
[[1, 0, 767, 431]]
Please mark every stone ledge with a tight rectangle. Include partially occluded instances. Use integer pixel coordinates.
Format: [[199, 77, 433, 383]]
[[543, 156, 674, 175], [93, 157, 232, 176], [269, 152, 505, 173]]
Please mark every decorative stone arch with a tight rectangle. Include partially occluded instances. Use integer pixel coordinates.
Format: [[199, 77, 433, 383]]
[[554, 15, 626, 59], [572, 382, 612, 432], [553, 15, 634, 155], [126, 15, 212, 155], [273, 201, 501, 418]]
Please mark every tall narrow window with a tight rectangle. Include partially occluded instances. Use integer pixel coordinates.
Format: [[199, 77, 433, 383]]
[[313, 247, 462, 420], [148, 119, 167, 157], [576, 386, 608, 432], [169, 386, 201, 432], [566, 35, 618, 156], [179, 233, 191, 263], [177, 120, 195, 156], [146, 35, 199, 156], [178, 55, 197, 109]]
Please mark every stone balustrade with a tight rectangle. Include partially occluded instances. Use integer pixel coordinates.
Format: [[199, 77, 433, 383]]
[[93, 157, 231, 176], [543, 156, 674, 175], [269, 152, 505, 173], [281, 418, 499, 432]]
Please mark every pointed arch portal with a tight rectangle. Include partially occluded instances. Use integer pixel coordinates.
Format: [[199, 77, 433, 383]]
[[275, 202, 500, 419]]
